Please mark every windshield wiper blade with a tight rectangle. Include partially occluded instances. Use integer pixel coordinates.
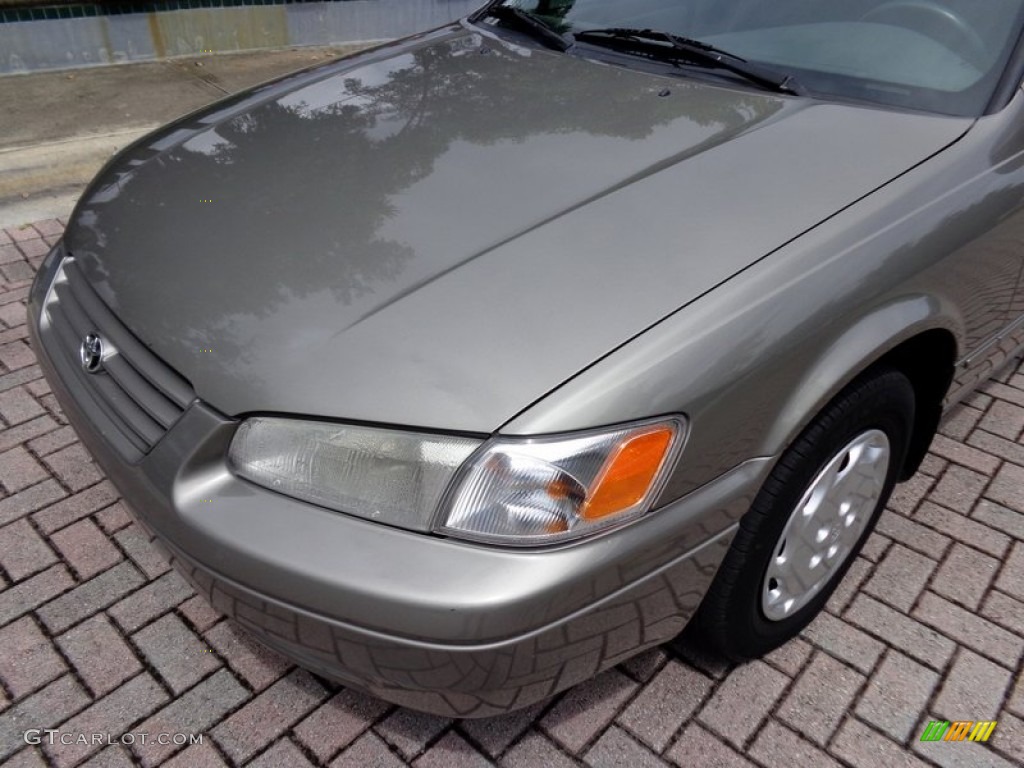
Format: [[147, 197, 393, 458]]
[[574, 27, 804, 95], [481, 5, 573, 52]]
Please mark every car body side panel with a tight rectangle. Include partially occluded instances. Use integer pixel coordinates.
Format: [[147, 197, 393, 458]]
[[504, 90, 1024, 501], [946, 104, 1024, 399]]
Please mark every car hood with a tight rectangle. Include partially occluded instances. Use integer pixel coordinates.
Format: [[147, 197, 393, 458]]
[[64, 24, 971, 433]]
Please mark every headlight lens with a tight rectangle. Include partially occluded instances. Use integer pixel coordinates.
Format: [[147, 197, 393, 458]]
[[228, 417, 481, 531], [229, 416, 684, 545], [439, 418, 685, 545]]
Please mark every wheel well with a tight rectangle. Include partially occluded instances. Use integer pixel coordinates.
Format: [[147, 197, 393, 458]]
[[869, 330, 958, 480]]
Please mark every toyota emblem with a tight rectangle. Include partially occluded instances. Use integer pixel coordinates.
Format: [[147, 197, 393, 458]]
[[80, 333, 104, 374]]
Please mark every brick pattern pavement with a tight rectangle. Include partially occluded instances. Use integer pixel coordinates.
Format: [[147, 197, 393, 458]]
[[1, 218, 1023, 767]]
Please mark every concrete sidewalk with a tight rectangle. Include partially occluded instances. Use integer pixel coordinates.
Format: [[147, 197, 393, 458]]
[[0, 45, 365, 230]]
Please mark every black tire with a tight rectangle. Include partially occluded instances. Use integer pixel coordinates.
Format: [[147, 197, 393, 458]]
[[689, 367, 916, 660]]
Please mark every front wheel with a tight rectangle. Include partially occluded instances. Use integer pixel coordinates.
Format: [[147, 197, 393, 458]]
[[690, 368, 915, 660]]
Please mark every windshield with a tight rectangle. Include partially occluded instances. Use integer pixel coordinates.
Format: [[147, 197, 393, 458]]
[[488, 0, 1024, 115]]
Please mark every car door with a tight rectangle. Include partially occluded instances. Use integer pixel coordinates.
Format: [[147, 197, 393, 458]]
[[943, 118, 1024, 403]]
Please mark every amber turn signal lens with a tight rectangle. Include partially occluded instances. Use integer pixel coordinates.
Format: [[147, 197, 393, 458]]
[[581, 427, 675, 520], [440, 417, 684, 545]]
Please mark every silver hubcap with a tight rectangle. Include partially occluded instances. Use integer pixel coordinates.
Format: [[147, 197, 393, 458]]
[[762, 429, 891, 621]]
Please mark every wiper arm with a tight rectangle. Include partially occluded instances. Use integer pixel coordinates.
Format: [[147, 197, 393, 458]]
[[574, 27, 804, 95], [479, 5, 572, 52]]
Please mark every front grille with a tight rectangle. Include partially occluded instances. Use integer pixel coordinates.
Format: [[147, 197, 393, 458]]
[[42, 256, 195, 460]]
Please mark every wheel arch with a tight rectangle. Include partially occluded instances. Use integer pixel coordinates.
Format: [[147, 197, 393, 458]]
[[869, 328, 958, 479], [764, 297, 960, 483]]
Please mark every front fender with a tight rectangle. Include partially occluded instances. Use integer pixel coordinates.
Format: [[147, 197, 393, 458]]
[[500, 134, 996, 501]]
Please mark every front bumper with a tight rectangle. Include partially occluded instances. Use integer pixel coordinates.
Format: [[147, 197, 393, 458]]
[[28, 250, 769, 717]]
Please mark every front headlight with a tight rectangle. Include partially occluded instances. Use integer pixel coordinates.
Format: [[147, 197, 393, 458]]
[[438, 417, 685, 545], [228, 417, 482, 532], [229, 415, 685, 545]]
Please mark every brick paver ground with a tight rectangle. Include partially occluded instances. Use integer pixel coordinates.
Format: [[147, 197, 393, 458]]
[[0, 218, 1022, 767]]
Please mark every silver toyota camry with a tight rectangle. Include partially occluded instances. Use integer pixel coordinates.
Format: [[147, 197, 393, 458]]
[[28, 0, 1024, 717]]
